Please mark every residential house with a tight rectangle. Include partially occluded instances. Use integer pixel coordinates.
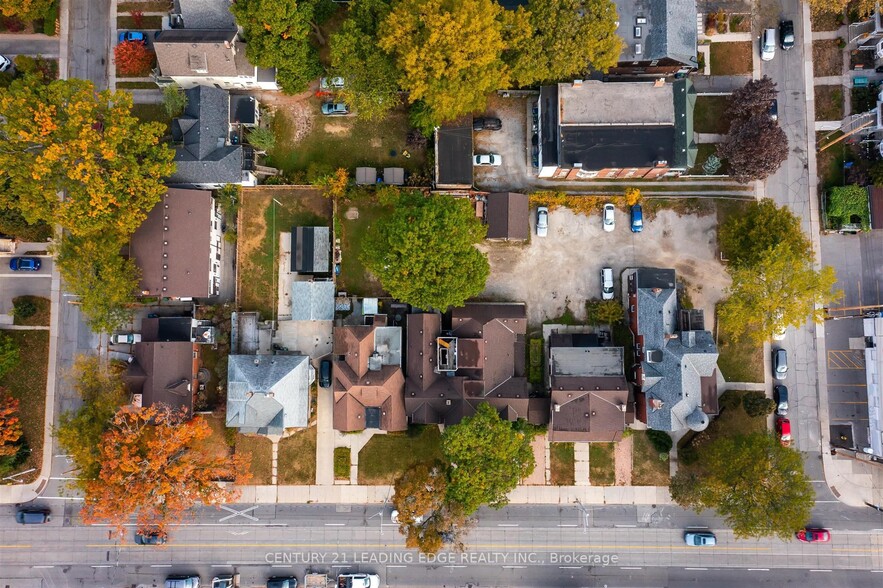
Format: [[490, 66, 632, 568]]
[[608, 0, 698, 76], [130, 187, 222, 300], [547, 333, 633, 442], [124, 341, 198, 414], [140, 316, 216, 344], [169, 0, 237, 30], [291, 227, 330, 274], [291, 280, 335, 321], [405, 303, 548, 426], [332, 317, 407, 432], [863, 317, 883, 459], [627, 268, 720, 432], [435, 118, 473, 190], [485, 192, 529, 241], [168, 86, 257, 188], [537, 79, 696, 180], [226, 354, 312, 434]]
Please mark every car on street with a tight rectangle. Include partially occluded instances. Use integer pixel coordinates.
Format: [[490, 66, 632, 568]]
[[319, 76, 344, 90], [473, 153, 502, 166], [601, 267, 614, 300], [536, 206, 549, 237], [602, 203, 615, 232], [267, 578, 298, 588], [110, 333, 142, 345], [761, 28, 776, 61], [135, 529, 167, 545], [15, 507, 51, 524], [9, 256, 41, 271], [630, 204, 643, 233], [780, 19, 795, 50], [212, 576, 233, 588], [319, 358, 332, 388], [774, 384, 789, 416], [769, 99, 778, 121], [0, 54, 11, 72], [321, 102, 349, 116], [684, 531, 716, 546], [776, 416, 792, 447], [166, 576, 200, 588], [773, 348, 788, 380], [796, 528, 831, 543], [473, 117, 502, 131], [118, 31, 146, 44], [337, 574, 380, 588]]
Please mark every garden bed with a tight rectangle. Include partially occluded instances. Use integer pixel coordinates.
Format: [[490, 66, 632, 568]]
[[117, 15, 163, 29], [692, 143, 730, 176], [12, 296, 50, 327]]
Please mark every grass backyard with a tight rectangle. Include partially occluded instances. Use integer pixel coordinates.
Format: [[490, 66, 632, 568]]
[[693, 96, 732, 134], [268, 104, 427, 179], [237, 187, 332, 316], [334, 447, 351, 480], [813, 40, 844, 77], [816, 131, 846, 189], [716, 314, 765, 383], [589, 443, 615, 486], [631, 431, 671, 486], [358, 426, 443, 485], [12, 296, 50, 326], [278, 427, 317, 485], [549, 442, 575, 485], [709, 42, 752, 75], [336, 198, 390, 296], [815, 85, 844, 121], [0, 330, 48, 482]]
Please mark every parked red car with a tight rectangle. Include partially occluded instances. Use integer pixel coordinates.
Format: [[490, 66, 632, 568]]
[[796, 528, 831, 543], [776, 416, 792, 447]]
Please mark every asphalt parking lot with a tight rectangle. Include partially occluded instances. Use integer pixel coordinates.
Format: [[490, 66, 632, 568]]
[[821, 232, 883, 313], [473, 94, 535, 192], [823, 317, 870, 450], [477, 206, 730, 325]]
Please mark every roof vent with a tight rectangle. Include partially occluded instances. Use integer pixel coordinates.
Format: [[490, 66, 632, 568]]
[[253, 358, 260, 366], [554, 403, 561, 412], [446, 399, 451, 406], [619, 403, 627, 412]]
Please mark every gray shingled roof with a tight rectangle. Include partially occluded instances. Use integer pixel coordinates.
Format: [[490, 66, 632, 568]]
[[648, 0, 698, 65], [291, 280, 335, 321], [226, 355, 311, 434], [174, 0, 237, 30], [169, 86, 243, 185]]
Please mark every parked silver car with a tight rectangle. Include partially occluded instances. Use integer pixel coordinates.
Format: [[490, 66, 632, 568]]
[[773, 348, 788, 380], [536, 206, 549, 237]]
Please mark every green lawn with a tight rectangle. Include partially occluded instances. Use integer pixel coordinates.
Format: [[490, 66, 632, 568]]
[[357, 425, 443, 485], [815, 86, 844, 122], [336, 198, 390, 296], [334, 447, 351, 480], [278, 427, 317, 485], [631, 431, 670, 486], [693, 96, 732, 135], [237, 187, 332, 316], [236, 433, 273, 485], [12, 296, 50, 327], [0, 330, 48, 482], [268, 105, 427, 180], [716, 311, 765, 383], [679, 390, 767, 469], [550, 442, 575, 485], [589, 442, 615, 486], [709, 42, 753, 75], [692, 143, 730, 175]]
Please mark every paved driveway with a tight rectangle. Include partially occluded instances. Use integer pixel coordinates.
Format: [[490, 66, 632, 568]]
[[0, 254, 53, 319], [477, 207, 729, 325]]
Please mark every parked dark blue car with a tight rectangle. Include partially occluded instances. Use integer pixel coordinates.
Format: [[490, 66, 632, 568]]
[[630, 204, 643, 233], [9, 257, 41, 271]]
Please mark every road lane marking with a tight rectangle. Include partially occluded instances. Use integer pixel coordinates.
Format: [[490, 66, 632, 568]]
[[685, 567, 708, 570], [386, 566, 407, 569], [91, 565, 113, 568], [498, 524, 519, 527], [502, 566, 526, 569], [324, 523, 345, 526], [559, 566, 582, 569], [0, 545, 31, 549], [621, 567, 642, 570], [150, 564, 172, 568], [32, 566, 55, 569], [271, 565, 293, 568], [748, 569, 769, 571], [615, 524, 637, 528], [558, 524, 578, 527], [810, 570, 832, 572], [219, 505, 259, 522]]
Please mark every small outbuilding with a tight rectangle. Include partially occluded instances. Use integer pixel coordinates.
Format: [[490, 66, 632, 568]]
[[290, 226, 330, 274], [434, 118, 473, 189], [355, 167, 378, 185], [486, 192, 529, 241], [383, 167, 405, 185]]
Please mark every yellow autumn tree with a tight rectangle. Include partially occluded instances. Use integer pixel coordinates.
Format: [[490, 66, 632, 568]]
[[1, 0, 54, 21]]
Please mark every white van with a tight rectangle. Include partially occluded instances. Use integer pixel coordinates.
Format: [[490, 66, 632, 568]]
[[761, 28, 776, 61], [601, 267, 615, 300]]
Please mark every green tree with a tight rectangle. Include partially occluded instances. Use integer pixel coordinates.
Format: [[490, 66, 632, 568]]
[[215, 184, 241, 219], [741, 391, 776, 417], [596, 299, 624, 324], [506, 0, 622, 86], [231, 0, 332, 94], [378, 0, 508, 125], [719, 199, 810, 268], [330, 0, 400, 121], [828, 185, 870, 230], [1, 0, 55, 21], [670, 432, 814, 539], [361, 192, 489, 309], [55, 235, 140, 333], [246, 126, 276, 152], [0, 76, 174, 238], [726, 76, 779, 123], [162, 83, 188, 119], [0, 333, 20, 379], [717, 114, 788, 183], [442, 403, 535, 513], [54, 356, 128, 485]]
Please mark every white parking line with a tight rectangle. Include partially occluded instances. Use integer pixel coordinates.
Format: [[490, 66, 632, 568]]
[[324, 523, 345, 526]]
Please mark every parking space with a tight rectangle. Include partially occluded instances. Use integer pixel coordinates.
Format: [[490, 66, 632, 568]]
[[473, 93, 536, 192], [476, 206, 730, 325], [823, 317, 870, 450], [821, 232, 883, 313], [0, 254, 53, 322]]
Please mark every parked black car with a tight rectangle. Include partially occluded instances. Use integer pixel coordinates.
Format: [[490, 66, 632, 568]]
[[780, 20, 795, 50], [473, 117, 502, 131], [319, 359, 332, 388], [15, 508, 51, 524]]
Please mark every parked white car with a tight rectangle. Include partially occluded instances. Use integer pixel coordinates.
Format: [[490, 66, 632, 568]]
[[474, 153, 502, 167], [536, 206, 549, 237], [110, 333, 142, 345], [602, 203, 615, 232], [601, 267, 614, 300], [761, 28, 776, 61]]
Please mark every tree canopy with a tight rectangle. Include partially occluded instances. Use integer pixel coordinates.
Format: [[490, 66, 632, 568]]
[[670, 432, 814, 540], [0, 391, 23, 457], [81, 404, 250, 536], [442, 403, 535, 513], [507, 0, 622, 86], [378, 0, 509, 125], [0, 333, 20, 379], [717, 114, 788, 183], [726, 76, 779, 123], [0, 76, 174, 238], [231, 0, 332, 94], [1, 0, 55, 21], [330, 0, 400, 121], [719, 198, 811, 268], [828, 185, 870, 231], [360, 191, 489, 309]]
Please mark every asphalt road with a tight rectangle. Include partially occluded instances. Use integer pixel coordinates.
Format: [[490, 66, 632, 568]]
[[67, 0, 110, 88]]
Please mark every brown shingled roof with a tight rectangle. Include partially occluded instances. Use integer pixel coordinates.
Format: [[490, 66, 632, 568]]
[[124, 341, 198, 414], [549, 378, 632, 442], [486, 192, 529, 240]]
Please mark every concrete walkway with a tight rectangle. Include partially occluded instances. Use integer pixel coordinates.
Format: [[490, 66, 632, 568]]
[[269, 436, 280, 485], [695, 133, 727, 143], [0, 325, 50, 331], [574, 443, 590, 486]]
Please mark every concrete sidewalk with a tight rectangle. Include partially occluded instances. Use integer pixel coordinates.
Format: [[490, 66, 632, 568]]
[[235, 484, 673, 505]]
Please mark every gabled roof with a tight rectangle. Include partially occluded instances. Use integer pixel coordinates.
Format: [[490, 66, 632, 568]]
[[154, 30, 251, 78], [486, 192, 529, 240], [173, 0, 237, 30], [291, 227, 330, 273], [169, 86, 243, 185], [130, 188, 214, 299], [125, 342, 196, 413], [648, 0, 698, 66], [226, 355, 311, 434], [291, 280, 335, 321]]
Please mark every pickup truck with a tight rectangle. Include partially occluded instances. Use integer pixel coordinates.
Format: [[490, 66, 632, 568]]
[[337, 574, 379, 588]]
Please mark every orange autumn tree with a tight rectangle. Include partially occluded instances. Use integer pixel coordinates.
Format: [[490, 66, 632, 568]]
[[114, 40, 155, 76], [81, 404, 251, 536], [0, 391, 23, 457]]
